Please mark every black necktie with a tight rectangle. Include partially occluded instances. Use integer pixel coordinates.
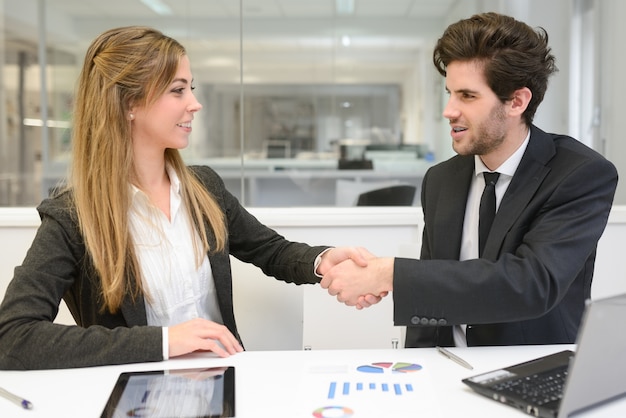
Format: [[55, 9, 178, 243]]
[[479, 172, 500, 257]]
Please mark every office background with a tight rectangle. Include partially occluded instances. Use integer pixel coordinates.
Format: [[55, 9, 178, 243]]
[[0, 0, 625, 352], [0, 0, 623, 207]]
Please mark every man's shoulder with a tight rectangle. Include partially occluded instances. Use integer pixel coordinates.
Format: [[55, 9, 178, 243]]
[[550, 134, 615, 172], [531, 125, 614, 167], [427, 154, 473, 175]]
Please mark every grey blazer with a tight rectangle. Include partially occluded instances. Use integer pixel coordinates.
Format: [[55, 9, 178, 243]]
[[394, 125, 618, 347], [0, 166, 327, 370]]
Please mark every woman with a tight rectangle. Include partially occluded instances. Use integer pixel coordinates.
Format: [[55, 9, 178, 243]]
[[0, 26, 370, 370]]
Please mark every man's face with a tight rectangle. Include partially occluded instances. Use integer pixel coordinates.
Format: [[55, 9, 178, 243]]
[[442, 60, 510, 157]]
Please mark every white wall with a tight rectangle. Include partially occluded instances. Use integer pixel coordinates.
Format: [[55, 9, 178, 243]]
[[231, 207, 421, 351], [600, 0, 626, 204], [1, 206, 625, 352]]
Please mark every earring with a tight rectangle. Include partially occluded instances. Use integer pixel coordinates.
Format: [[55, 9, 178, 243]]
[[129, 113, 134, 120]]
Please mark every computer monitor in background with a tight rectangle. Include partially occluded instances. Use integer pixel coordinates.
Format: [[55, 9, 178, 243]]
[[264, 140, 291, 159]]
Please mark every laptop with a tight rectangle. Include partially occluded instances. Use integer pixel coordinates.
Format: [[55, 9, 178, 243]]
[[462, 293, 626, 417]]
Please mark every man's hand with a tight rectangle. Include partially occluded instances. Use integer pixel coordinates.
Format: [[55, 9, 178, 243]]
[[320, 257, 394, 307], [355, 292, 389, 310]]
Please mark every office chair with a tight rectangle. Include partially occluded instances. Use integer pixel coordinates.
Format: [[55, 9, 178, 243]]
[[337, 159, 373, 170], [356, 184, 416, 206]]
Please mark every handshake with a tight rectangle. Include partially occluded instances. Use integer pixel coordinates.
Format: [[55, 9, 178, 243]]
[[316, 247, 394, 310]]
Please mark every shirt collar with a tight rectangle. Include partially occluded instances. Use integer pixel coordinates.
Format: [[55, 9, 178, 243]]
[[474, 129, 531, 177], [129, 164, 182, 201], [166, 164, 181, 196]]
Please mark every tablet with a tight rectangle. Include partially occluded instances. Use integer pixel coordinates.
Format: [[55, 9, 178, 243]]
[[100, 366, 235, 418]]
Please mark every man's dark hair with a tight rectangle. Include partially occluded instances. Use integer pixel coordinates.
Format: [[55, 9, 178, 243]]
[[433, 12, 558, 125]]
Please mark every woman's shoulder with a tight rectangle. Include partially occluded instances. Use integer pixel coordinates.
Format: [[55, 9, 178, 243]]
[[187, 165, 225, 188], [35, 190, 85, 238], [188, 164, 218, 178], [37, 189, 75, 220]]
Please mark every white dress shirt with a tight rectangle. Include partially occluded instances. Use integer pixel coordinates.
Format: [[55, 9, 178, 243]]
[[453, 131, 530, 347], [129, 166, 223, 358]]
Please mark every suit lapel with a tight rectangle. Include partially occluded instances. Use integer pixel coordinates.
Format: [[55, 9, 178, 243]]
[[482, 125, 556, 257], [120, 279, 148, 326], [433, 158, 474, 258], [203, 216, 237, 334]]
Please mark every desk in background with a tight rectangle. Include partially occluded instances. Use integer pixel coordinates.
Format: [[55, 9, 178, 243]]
[[42, 157, 433, 207], [177, 157, 431, 207], [1, 345, 624, 417]]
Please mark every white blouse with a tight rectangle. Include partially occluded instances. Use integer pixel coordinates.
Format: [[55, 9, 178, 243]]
[[128, 166, 223, 356]]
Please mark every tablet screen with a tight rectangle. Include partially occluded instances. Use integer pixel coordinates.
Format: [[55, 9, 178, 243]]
[[100, 366, 235, 418]]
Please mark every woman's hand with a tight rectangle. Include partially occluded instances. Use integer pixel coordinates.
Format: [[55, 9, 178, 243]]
[[316, 246, 375, 276], [168, 318, 243, 358]]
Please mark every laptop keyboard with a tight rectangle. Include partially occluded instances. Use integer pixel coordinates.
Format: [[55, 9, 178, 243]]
[[493, 366, 569, 406]]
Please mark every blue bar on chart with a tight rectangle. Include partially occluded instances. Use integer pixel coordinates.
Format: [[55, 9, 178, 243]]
[[328, 382, 336, 399], [327, 381, 413, 399]]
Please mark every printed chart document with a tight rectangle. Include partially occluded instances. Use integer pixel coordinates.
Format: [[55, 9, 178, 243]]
[[296, 356, 441, 417]]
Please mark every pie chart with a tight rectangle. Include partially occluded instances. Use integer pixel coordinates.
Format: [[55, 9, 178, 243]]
[[356, 362, 422, 374], [312, 405, 354, 417]]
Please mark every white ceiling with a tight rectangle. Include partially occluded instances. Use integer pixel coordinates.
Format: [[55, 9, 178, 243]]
[[50, 0, 458, 19], [3, 0, 460, 84]]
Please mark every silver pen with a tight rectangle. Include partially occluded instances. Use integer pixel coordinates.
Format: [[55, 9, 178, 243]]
[[436, 346, 474, 370], [0, 386, 33, 410]]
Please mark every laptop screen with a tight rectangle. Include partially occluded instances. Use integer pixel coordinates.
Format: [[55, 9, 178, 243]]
[[462, 293, 626, 418], [558, 293, 626, 417]]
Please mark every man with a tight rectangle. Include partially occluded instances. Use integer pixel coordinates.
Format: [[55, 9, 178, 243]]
[[320, 12, 618, 348]]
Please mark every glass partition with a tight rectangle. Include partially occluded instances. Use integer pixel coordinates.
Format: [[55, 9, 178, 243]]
[[0, 0, 459, 207]]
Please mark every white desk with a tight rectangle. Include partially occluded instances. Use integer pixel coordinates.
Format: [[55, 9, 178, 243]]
[[0, 345, 624, 417]]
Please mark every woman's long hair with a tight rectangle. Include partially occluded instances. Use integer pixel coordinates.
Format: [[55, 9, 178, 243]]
[[70, 26, 226, 313]]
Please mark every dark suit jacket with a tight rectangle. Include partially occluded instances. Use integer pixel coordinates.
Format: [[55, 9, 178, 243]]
[[0, 166, 327, 370], [395, 125, 618, 347]]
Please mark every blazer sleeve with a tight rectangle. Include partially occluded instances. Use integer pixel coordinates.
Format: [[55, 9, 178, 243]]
[[0, 196, 163, 370], [192, 165, 328, 285]]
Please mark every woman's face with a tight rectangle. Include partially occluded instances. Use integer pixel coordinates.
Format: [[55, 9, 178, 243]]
[[130, 55, 202, 158]]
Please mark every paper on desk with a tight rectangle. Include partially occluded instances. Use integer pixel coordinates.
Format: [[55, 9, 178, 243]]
[[296, 359, 442, 417]]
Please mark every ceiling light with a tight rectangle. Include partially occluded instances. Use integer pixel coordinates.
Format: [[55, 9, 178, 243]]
[[335, 0, 355, 15], [23, 118, 71, 129], [341, 35, 351, 47], [140, 0, 173, 16]]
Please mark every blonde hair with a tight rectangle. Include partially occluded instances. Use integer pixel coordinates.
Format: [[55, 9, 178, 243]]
[[70, 26, 226, 313]]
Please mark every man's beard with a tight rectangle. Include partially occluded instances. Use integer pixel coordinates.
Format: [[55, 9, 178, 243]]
[[454, 103, 507, 156]]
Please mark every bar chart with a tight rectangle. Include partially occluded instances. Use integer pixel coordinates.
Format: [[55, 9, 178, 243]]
[[300, 359, 435, 417], [327, 380, 415, 399]]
